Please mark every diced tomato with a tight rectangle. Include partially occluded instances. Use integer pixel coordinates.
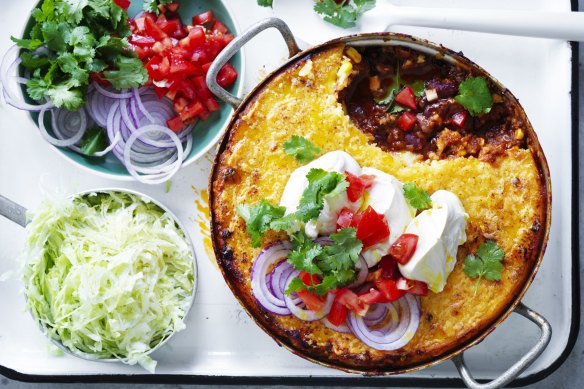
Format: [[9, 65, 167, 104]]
[[452, 111, 468, 128], [192, 10, 214, 25], [179, 26, 206, 50], [153, 86, 168, 99], [354, 206, 390, 248], [170, 46, 191, 60], [196, 85, 211, 100], [145, 56, 162, 79], [379, 256, 400, 280], [132, 46, 150, 60], [166, 116, 185, 133], [297, 290, 325, 312], [299, 272, 320, 286], [173, 97, 189, 113], [222, 34, 235, 46], [358, 287, 388, 305], [166, 2, 180, 12], [397, 111, 417, 131], [171, 78, 197, 99], [388, 234, 419, 265], [190, 46, 211, 64], [327, 299, 348, 327], [169, 58, 201, 76], [166, 88, 178, 100], [179, 100, 204, 122], [202, 62, 212, 73], [211, 20, 229, 34], [151, 41, 166, 56], [144, 16, 168, 40], [158, 18, 185, 38], [113, 0, 130, 10], [135, 13, 156, 33], [217, 63, 238, 88], [204, 97, 220, 112], [198, 108, 211, 121], [374, 279, 405, 302], [336, 288, 369, 316], [336, 207, 355, 229], [396, 278, 429, 296], [345, 172, 375, 202], [129, 35, 156, 47], [395, 85, 417, 110]]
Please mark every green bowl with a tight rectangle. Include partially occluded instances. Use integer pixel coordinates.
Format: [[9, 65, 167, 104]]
[[19, 0, 243, 180]]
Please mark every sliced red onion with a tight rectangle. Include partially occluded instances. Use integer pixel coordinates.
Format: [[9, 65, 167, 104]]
[[348, 294, 420, 351], [348, 255, 368, 288], [250, 241, 293, 316], [94, 83, 133, 99], [363, 303, 388, 326], [283, 270, 335, 321], [123, 125, 185, 184], [38, 108, 87, 147], [321, 317, 351, 334]]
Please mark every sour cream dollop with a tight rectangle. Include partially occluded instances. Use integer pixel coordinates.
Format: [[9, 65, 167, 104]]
[[280, 151, 361, 238], [398, 190, 468, 293]]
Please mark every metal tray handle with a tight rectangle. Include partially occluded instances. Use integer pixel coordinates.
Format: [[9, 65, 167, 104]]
[[0, 195, 27, 227], [207, 18, 300, 108], [452, 302, 552, 389]]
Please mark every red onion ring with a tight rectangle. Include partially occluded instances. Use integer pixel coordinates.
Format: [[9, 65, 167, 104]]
[[93, 83, 133, 99], [38, 108, 87, 147], [250, 241, 294, 316], [347, 295, 420, 351], [321, 317, 351, 333], [348, 255, 368, 288]]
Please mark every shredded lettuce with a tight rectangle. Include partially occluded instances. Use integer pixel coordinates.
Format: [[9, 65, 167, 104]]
[[21, 192, 195, 372]]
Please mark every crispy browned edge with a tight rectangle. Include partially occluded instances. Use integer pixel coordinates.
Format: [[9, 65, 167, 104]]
[[208, 34, 552, 375]]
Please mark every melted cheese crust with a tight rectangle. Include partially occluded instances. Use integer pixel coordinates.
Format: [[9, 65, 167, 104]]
[[210, 44, 549, 372]]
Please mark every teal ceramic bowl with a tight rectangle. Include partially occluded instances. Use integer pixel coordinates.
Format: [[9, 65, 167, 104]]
[[19, 0, 244, 180]]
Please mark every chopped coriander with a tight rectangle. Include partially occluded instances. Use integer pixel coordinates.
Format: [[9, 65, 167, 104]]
[[313, 0, 376, 29], [144, 0, 174, 14], [287, 231, 324, 275], [464, 240, 504, 295], [410, 80, 426, 97], [317, 228, 362, 285], [237, 200, 286, 248], [403, 182, 432, 210], [257, 0, 273, 7], [375, 65, 400, 106], [296, 169, 349, 222], [455, 77, 493, 116], [12, 0, 145, 110], [283, 136, 321, 163]]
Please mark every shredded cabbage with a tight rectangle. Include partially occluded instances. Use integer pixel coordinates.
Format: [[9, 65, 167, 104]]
[[21, 192, 195, 372]]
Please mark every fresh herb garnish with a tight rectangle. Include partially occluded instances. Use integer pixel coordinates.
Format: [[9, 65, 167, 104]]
[[375, 65, 400, 106], [455, 77, 493, 116], [296, 168, 349, 222], [286, 228, 362, 296], [313, 0, 376, 29], [283, 135, 321, 163], [12, 0, 148, 110], [403, 182, 432, 210], [144, 0, 174, 14], [410, 80, 426, 97], [80, 127, 108, 156], [256, 0, 273, 7], [463, 240, 504, 295], [236, 200, 286, 248]]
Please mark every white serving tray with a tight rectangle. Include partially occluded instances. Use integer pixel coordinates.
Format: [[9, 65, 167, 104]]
[[0, 0, 577, 385]]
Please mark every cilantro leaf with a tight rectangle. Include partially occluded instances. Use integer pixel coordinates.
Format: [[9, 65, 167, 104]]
[[57, 53, 88, 86], [10, 37, 44, 50], [283, 136, 321, 163], [236, 200, 286, 248], [296, 169, 349, 222], [455, 77, 493, 116], [464, 240, 505, 295], [61, 0, 89, 24], [20, 52, 50, 70], [403, 182, 432, 210], [410, 80, 426, 97], [314, 0, 376, 29], [42, 21, 70, 53], [257, 0, 273, 7], [318, 228, 362, 277], [285, 277, 307, 295], [270, 213, 298, 232], [104, 56, 148, 89], [46, 84, 84, 110], [143, 0, 174, 14], [80, 127, 108, 156], [288, 231, 324, 275]]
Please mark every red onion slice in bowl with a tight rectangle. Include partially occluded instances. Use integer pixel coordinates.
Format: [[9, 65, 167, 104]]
[[38, 108, 87, 147]]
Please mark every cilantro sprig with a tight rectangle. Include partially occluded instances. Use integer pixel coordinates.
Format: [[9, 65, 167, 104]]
[[12, 0, 148, 110], [283, 136, 321, 163], [463, 240, 505, 295], [296, 169, 348, 222], [403, 183, 432, 210], [314, 0, 376, 29], [256, 0, 273, 7], [455, 77, 493, 117], [236, 200, 286, 248], [144, 0, 175, 14], [286, 228, 362, 296]]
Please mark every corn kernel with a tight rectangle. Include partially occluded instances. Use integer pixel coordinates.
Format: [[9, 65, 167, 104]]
[[345, 47, 361, 63], [515, 128, 524, 140]]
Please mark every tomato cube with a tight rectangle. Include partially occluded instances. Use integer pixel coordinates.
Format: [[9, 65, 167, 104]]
[[395, 85, 417, 110], [217, 63, 238, 88], [192, 10, 214, 25], [179, 100, 204, 122], [166, 116, 185, 133], [211, 20, 228, 34], [397, 111, 417, 131], [144, 16, 168, 40], [204, 97, 220, 112], [179, 26, 205, 51]]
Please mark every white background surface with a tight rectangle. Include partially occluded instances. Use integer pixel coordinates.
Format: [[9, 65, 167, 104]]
[[0, 0, 580, 386]]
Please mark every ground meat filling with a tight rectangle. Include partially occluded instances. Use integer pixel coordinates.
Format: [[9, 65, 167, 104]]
[[341, 46, 527, 162]]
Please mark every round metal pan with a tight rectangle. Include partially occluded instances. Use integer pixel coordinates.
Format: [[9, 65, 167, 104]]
[[206, 18, 552, 389]]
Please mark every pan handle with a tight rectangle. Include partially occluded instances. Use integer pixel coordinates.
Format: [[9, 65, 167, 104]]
[[452, 302, 551, 389], [0, 195, 28, 227], [207, 18, 300, 108]]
